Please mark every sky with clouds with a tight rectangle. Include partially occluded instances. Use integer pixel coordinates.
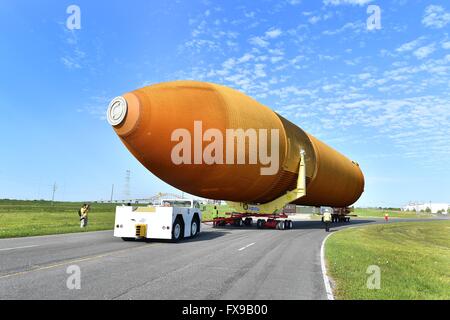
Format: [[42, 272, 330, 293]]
[[0, 0, 449, 207]]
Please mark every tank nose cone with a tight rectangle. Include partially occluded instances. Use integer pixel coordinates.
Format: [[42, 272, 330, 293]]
[[107, 92, 142, 137], [107, 96, 128, 126]]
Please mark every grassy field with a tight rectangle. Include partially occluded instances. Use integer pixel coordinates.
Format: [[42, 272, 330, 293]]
[[0, 200, 235, 238], [325, 221, 450, 300], [354, 208, 434, 219], [0, 200, 117, 238], [200, 204, 233, 221]]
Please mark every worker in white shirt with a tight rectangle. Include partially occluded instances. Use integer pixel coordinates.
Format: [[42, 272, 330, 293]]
[[323, 209, 332, 232]]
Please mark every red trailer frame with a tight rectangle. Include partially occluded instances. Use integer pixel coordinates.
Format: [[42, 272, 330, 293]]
[[204, 212, 294, 230]]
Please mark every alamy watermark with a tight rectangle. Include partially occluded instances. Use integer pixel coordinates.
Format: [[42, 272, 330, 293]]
[[367, 5, 382, 30], [66, 265, 81, 290], [366, 265, 381, 290], [171, 121, 280, 176], [66, 5, 81, 30]]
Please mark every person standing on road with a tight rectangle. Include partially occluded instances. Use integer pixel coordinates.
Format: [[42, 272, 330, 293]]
[[80, 204, 90, 228], [384, 213, 389, 223], [323, 209, 332, 232], [214, 206, 219, 219]]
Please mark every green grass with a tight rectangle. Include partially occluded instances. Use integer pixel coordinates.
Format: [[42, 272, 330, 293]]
[[0, 200, 117, 238], [325, 221, 450, 300], [354, 208, 434, 219], [200, 204, 233, 221], [0, 200, 235, 238]]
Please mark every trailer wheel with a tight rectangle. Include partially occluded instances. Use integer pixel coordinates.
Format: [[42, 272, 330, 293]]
[[256, 219, 264, 229], [277, 221, 285, 230], [244, 217, 252, 226], [286, 220, 292, 229], [172, 217, 184, 242], [191, 217, 200, 237]]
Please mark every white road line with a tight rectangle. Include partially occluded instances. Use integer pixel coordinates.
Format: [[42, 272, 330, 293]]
[[0, 245, 39, 252], [320, 233, 335, 300], [238, 242, 255, 251]]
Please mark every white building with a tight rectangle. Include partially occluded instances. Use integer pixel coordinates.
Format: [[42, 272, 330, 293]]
[[402, 202, 449, 214]]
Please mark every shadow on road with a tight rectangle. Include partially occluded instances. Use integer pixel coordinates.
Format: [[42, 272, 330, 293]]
[[201, 219, 379, 232], [292, 219, 378, 230], [133, 229, 231, 244]]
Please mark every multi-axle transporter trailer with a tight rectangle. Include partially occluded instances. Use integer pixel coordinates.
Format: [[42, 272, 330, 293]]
[[207, 212, 294, 230], [326, 207, 356, 223]]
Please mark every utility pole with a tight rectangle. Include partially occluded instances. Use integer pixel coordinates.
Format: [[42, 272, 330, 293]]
[[51, 182, 57, 205], [110, 184, 114, 202]]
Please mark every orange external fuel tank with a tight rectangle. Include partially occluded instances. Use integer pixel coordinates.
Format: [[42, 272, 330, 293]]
[[107, 81, 364, 208]]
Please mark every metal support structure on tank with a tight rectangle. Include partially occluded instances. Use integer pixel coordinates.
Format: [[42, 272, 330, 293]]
[[227, 150, 306, 215], [227, 150, 306, 214], [205, 150, 306, 230]]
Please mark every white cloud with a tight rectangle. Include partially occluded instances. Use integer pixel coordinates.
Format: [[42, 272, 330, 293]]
[[324, 0, 372, 5], [237, 53, 254, 63], [396, 37, 425, 52], [308, 16, 321, 24], [442, 41, 450, 50], [422, 5, 450, 29], [414, 43, 436, 60], [249, 36, 269, 47], [322, 22, 363, 35], [265, 28, 282, 39], [61, 56, 81, 69], [358, 73, 371, 80], [61, 29, 86, 70]]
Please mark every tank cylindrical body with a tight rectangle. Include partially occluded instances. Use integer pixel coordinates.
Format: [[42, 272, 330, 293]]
[[108, 81, 364, 207]]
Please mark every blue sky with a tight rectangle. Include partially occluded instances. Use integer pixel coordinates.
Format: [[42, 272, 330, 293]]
[[0, 0, 449, 207]]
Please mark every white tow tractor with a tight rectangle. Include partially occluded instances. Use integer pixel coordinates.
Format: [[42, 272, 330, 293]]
[[113, 199, 202, 242]]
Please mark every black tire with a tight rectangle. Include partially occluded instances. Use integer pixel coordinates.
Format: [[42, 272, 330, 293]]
[[277, 221, 285, 230], [289, 220, 293, 229], [121, 237, 135, 241], [191, 217, 200, 238], [172, 217, 184, 242], [244, 218, 252, 226], [256, 219, 264, 229]]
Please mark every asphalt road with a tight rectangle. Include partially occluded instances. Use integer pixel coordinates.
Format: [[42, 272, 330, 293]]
[[0, 218, 445, 300]]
